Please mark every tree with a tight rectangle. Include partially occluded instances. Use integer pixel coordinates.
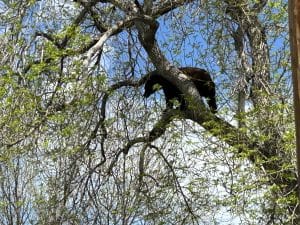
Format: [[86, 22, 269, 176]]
[[289, 0, 300, 207], [0, 0, 296, 224]]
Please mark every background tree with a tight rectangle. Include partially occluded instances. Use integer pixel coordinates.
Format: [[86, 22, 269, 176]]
[[0, 0, 296, 224]]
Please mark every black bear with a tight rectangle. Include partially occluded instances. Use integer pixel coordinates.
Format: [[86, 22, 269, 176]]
[[143, 67, 217, 113]]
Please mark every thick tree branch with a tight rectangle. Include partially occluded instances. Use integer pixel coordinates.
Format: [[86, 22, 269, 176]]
[[152, 0, 193, 16], [84, 17, 134, 67], [84, 13, 161, 69]]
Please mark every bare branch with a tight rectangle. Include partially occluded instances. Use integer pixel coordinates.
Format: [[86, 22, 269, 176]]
[[150, 144, 197, 221], [107, 109, 181, 173]]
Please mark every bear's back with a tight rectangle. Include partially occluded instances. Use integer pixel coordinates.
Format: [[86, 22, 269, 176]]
[[179, 67, 212, 82]]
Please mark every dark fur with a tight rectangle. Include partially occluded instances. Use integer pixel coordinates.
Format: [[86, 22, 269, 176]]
[[143, 67, 217, 113]]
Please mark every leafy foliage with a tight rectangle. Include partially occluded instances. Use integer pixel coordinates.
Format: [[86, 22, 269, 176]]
[[0, 0, 296, 224]]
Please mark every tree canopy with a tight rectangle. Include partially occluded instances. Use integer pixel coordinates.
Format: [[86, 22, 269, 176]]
[[0, 0, 296, 224]]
